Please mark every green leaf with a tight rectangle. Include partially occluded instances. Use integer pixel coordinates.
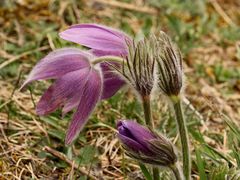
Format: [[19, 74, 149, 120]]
[[209, 164, 229, 180], [189, 128, 205, 143], [40, 116, 65, 131], [78, 176, 87, 180], [204, 144, 234, 166], [76, 145, 98, 165], [37, 151, 48, 159], [48, 129, 65, 141], [139, 163, 153, 180], [66, 146, 73, 160], [232, 144, 240, 168], [209, 165, 240, 180], [195, 148, 207, 180], [223, 115, 240, 142]]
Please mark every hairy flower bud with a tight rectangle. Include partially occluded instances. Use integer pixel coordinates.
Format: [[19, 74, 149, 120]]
[[119, 38, 156, 97], [117, 120, 177, 167], [155, 31, 183, 97]]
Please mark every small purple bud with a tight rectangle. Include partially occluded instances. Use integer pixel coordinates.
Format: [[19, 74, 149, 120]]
[[117, 120, 177, 167]]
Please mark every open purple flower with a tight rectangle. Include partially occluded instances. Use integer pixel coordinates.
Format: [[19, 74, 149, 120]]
[[22, 24, 133, 145], [117, 120, 177, 166], [59, 24, 132, 99], [21, 48, 104, 144]]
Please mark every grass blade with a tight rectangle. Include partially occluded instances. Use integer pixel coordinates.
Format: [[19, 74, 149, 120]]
[[139, 163, 153, 180], [195, 148, 207, 180]]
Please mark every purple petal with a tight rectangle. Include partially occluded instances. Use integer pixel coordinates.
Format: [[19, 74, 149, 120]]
[[118, 134, 150, 154], [90, 49, 128, 57], [59, 24, 131, 55], [100, 62, 125, 99], [62, 98, 79, 116], [118, 125, 131, 138], [21, 48, 91, 88], [65, 68, 102, 144], [120, 120, 156, 146], [36, 67, 90, 115], [101, 77, 125, 99]]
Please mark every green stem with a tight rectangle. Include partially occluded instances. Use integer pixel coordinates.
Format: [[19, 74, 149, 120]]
[[152, 167, 160, 180], [170, 163, 184, 180], [142, 96, 153, 128], [92, 56, 125, 65], [142, 96, 159, 180], [171, 96, 191, 180]]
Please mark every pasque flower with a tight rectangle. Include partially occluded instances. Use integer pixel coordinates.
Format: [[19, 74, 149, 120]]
[[22, 24, 132, 145], [21, 48, 103, 144], [117, 120, 177, 166], [59, 24, 132, 99]]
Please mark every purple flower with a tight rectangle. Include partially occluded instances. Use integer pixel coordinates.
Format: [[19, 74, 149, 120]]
[[117, 120, 177, 166], [22, 24, 132, 145], [21, 48, 103, 144], [59, 23, 132, 99]]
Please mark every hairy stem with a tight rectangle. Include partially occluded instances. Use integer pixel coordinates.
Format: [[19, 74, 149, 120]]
[[171, 96, 190, 180], [152, 167, 160, 180], [142, 95, 153, 128], [142, 95, 159, 180], [170, 163, 184, 180]]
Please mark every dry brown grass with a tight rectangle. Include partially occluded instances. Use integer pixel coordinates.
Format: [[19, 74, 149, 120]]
[[0, 0, 240, 179]]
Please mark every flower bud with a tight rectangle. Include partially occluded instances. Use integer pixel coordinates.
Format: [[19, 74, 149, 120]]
[[155, 31, 183, 97], [120, 38, 156, 97], [117, 120, 177, 167]]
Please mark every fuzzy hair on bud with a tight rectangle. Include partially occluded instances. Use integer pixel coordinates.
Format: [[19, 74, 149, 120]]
[[118, 38, 156, 97], [155, 31, 183, 97]]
